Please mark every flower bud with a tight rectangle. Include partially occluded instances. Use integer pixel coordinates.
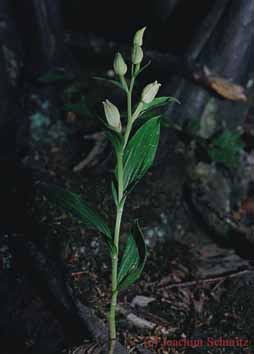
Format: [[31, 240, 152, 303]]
[[141, 81, 161, 104], [113, 52, 127, 76], [133, 27, 146, 46], [102, 99, 122, 132], [132, 45, 143, 65]]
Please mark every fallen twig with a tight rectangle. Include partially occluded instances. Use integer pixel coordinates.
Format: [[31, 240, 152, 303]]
[[73, 132, 107, 172], [158, 268, 254, 290]]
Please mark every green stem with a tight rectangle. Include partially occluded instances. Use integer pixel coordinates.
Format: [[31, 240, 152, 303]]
[[108, 152, 124, 354], [119, 75, 128, 93], [123, 77, 135, 149], [108, 69, 137, 354]]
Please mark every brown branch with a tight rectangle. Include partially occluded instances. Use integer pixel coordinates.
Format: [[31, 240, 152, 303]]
[[159, 269, 253, 290], [73, 132, 107, 172]]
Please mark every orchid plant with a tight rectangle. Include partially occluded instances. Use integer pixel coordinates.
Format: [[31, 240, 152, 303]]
[[46, 27, 175, 354]]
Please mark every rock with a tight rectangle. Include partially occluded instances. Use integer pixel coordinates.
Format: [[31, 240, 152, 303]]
[[131, 295, 155, 308], [126, 313, 156, 330]]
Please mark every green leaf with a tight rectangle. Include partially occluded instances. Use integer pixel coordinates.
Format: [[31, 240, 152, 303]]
[[106, 131, 124, 183], [93, 76, 125, 91], [123, 116, 161, 190], [136, 113, 163, 128], [141, 96, 180, 116], [63, 97, 93, 118], [118, 235, 139, 286], [111, 182, 118, 207], [134, 60, 151, 78], [208, 130, 244, 168], [106, 131, 123, 156], [117, 222, 147, 290], [38, 70, 67, 83], [44, 185, 114, 252]]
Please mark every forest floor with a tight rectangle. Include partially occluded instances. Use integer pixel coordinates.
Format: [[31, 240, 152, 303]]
[[24, 68, 254, 353], [2, 54, 254, 354]]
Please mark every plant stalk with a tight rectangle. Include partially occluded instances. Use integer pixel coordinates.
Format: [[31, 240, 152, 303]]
[[123, 77, 135, 149], [108, 151, 124, 354], [109, 68, 136, 354]]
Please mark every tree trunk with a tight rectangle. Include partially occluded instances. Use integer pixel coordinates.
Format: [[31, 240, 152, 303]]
[[187, 0, 231, 61], [165, 0, 254, 136], [0, 0, 66, 159], [14, 0, 65, 78]]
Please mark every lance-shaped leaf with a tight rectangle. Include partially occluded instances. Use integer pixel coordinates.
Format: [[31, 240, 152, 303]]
[[123, 116, 160, 190], [140, 96, 180, 117], [111, 182, 118, 207], [134, 60, 151, 78], [44, 185, 114, 253], [117, 222, 147, 290], [106, 131, 124, 156], [93, 76, 125, 91]]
